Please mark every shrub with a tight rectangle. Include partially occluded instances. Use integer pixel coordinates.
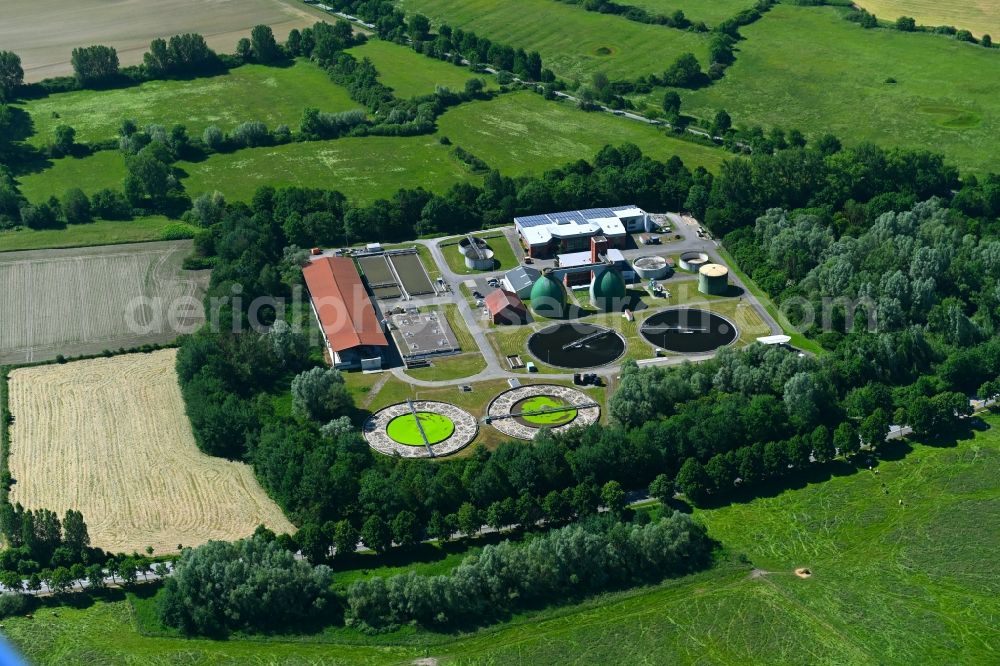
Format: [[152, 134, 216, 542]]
[[346, 514, 712, 631], [201, 125, 224, 151], [158, 222, 196, 240], [90, 188, 132, 220], [662, 53, 704, 88], [61, 188, 92, 224], [229, 120, 271, 148], [0, 593, 28, 618]]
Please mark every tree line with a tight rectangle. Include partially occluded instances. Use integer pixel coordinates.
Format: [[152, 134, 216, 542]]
[[345, 512, 712, 632]]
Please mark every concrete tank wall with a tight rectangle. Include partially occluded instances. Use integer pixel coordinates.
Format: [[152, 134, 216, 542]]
[[459, 238, 496, 271], [679, 251, 708, 271], [633, 256, 669, 279], [698, 264, 730, 296], [464, 251, 495, 270]]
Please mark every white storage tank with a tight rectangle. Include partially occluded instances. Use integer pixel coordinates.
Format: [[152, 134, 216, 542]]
[[459, 236, 496, 271], [633, 255, 670, 279]]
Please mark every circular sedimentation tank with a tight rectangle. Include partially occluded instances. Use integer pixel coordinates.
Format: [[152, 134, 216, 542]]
[[679, 251, 709, 271], [511, 395, 579, 428], [589, 268, 627, 312], [640, 308, 738, 354], [458, 237, 496, 271], [633, 255, 670, 279], [530, 271, 567, 318], [363, 401, 478, 458], [527, 322, 626, 368], [698, 263, 729, 296], [386, 412, 456, 446], [487, 384, 600, 440]]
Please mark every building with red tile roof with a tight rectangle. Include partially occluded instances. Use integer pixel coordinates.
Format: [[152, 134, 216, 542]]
[[302, 257, 389, 369], [484, 288, 528, 325]]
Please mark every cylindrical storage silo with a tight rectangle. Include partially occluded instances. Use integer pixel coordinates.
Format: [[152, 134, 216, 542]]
[[633, 256, 670, 280], [698, 263, 729, 296], [459, 237, 496, 270], [679, 251, 708, 271]]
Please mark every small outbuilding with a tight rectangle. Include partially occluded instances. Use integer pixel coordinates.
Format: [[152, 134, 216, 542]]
[[502, 265, 542, 298], [485, 289, 528, 325]]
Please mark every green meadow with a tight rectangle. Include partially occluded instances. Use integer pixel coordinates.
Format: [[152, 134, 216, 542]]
[[0, 216, 191, 253], [672, 5, 1000, 173], [627, 0, 759, 26], [7, 411, 997, 664], [347, 39, 494, 98], [16, 150, 124, 202], [20, 60, 359, 146], [396, 0, 712, 81], [18, 91, 724, 206], [436, 91, 726, 173], [176, 134, 475, 203]]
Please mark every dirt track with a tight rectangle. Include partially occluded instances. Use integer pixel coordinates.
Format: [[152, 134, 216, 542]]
[[3, 0, 331, 82]]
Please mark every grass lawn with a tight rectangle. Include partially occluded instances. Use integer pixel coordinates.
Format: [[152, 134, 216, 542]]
[[0, 216, 193, 252], [436, 92, 726, 175], [404, 352, 488, 381], [440, 304, 477, 351], [20, 60, 359, 146], [626, 0, 760, 26], [437, 230, 520, 274], [396, 0, 711, 81], [672, 5, 1000, 174], [386, 411, 456, 445], [17, 150, 125, 202], [516, 395, 578, 426], [346, 39, 495, 98], [854, 0, 1000, 39], [177, 134, 476, 203], [11, 414, 997, 663]]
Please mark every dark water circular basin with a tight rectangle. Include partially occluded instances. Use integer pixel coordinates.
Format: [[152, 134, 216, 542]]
[[527, 323, 626, 369], [640, 308, 737, 353]]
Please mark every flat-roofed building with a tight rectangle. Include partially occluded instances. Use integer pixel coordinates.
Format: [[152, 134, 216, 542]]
[[514, 205, 649, 257]]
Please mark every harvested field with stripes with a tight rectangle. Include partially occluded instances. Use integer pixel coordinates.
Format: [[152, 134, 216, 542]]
[[6, 350, 294, 554], [0, 241, 207, 364]]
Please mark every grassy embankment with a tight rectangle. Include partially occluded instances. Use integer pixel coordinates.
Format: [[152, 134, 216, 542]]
[[0, 216, 194, 253]]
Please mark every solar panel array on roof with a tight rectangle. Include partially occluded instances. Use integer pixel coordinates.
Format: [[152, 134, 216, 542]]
[[515, 205, 637, 228]]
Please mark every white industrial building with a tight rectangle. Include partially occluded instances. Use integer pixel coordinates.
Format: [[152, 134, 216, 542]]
[[514, 205, 651, 257]]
